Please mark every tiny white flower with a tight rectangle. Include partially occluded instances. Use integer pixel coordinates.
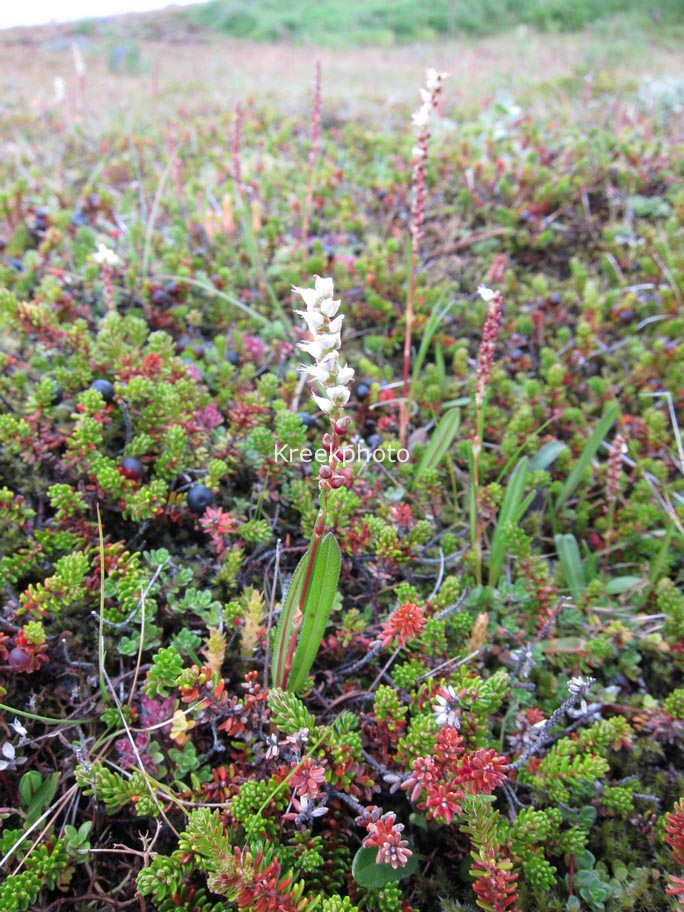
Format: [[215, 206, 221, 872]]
[[298, 339, 325, 360], [433, 685, 461, 728], [336, 365, 355, 386], [412, 103, 432, 129], [568, 675, 594, 714], [327, 315, 344, 335], [426, 68, 448, 91], [478, 285, 495, 302], [1, 742, 15, 760], [304, 363, 332, 383], [319, 296, 341, 318], [312, 393, 334, 414], [92, 243, 120, 267], [326, 386, 351, 407], [567, 676, 589, 695], [10, 719, 27, 737], [317, 332, 341, 352], [292, 285, 320, 310], [314, 275, 335, 299], [296, 309, 325, 333]]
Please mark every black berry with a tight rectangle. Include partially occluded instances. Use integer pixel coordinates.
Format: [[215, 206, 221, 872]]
[[354, 382, 370, 401], [90, 379, 115, 403], [187, 484, 215, 515], [120, 456, 145, 481], [151, 288, 168, 307], [298, 412, 318, 428], [366, 434, 383, 450], [50, 384, 64, 406], [226, 349, 241, 367]]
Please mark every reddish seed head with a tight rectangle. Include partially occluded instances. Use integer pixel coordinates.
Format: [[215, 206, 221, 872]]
[[319, 465, 333, 479]]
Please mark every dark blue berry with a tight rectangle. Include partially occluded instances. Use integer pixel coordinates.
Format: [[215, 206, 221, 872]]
[[366, 434, 383, 450], [298, 412, 318, 429], [50, 384, 64, 405], [187, 485, 215, 515], [354, 382, 370, 401], [226, 349, 241, 367], [90, 379, 115, 403], [120, 456, 145, 481], [151, 288, 168, 307]]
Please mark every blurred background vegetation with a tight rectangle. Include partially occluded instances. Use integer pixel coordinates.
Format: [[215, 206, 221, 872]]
[[190, 0, 684, 44]]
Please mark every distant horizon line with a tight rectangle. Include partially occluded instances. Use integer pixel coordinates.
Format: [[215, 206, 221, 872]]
[[0, 0, 204, 32]]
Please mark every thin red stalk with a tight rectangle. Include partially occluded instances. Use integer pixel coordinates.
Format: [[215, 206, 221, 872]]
[[232, 100, 243, 190], [301, 59, 322, 249], [399, 244, 419, 448]]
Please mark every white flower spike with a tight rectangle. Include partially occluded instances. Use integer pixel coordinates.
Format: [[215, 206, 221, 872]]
[[293, 276, 355, 419]]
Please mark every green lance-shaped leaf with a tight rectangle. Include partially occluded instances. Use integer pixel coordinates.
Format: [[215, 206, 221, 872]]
[[555, 533, 586, 603], [530, 439, 567, 471], [272, 533, 341, 691], [411, 408, 461, 489], [288, 533, 341, 692], [488, 456, 536, 587], [554, 406, 618, 511]]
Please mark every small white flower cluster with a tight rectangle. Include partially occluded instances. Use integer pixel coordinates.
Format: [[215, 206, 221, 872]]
[[0, 719, 28, 772], [433, 684, 461, 728], [92, 243, 120, 267], [293, 275, 354, 416], [568, 675, 595, 714], [411, 67, 448, 132]]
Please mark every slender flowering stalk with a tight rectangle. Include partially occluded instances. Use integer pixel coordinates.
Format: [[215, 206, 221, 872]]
[[400, 67, 447, 448], [232, 100, 243, 192], [71, 41, 86, 111], [301, 59, 322, 250], [604, 432, 626, 568], [274, 276, 354, 689], [470, 285, 504, 585], [92, 244, 120, 312]]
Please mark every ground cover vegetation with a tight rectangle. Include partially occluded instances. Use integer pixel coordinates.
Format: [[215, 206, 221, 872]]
[[2, 9, 684, 912]]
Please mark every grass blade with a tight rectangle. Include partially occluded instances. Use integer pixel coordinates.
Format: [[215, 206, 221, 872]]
[[555, 533, 586, 603], [555, 406, 619, 511], [271, 546, 310, 688], [411, 408, 461, 489], [488, 456, 531, 587], [530, 439, 567, 471]]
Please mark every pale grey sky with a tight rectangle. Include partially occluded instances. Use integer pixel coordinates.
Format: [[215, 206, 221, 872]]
[[0, 0, 204, 30]]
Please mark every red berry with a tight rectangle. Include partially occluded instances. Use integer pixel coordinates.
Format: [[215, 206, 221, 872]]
[[8, 647, 32, 671]]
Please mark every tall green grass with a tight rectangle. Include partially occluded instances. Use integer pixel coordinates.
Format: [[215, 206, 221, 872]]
[[191, 0, 683, 44]]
